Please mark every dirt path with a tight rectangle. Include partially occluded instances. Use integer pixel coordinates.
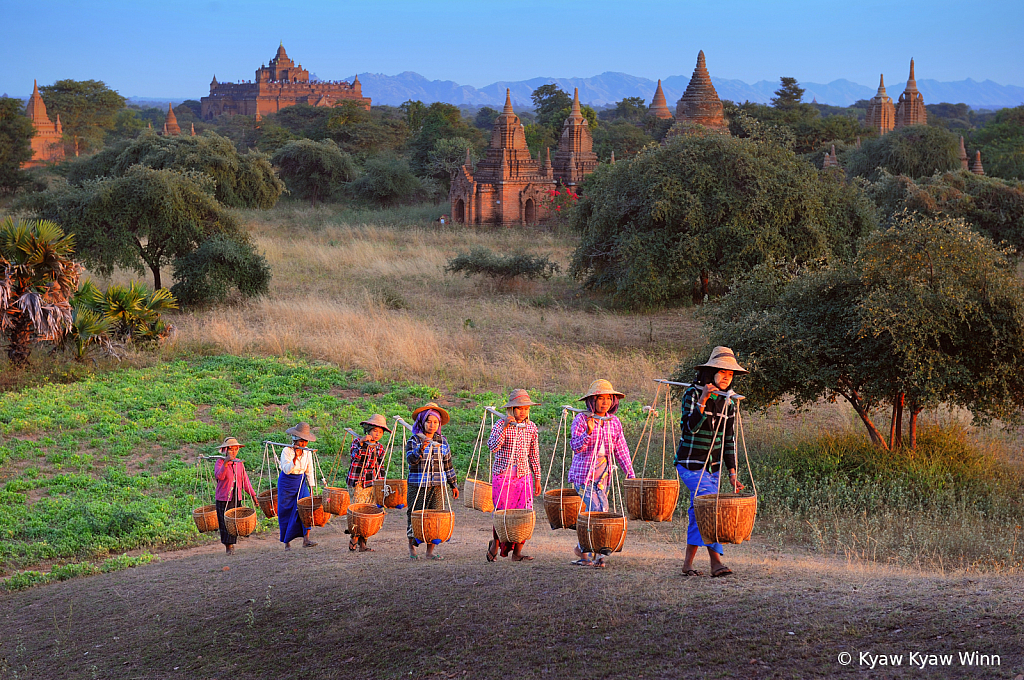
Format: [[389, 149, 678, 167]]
[[1, 505, 1022, 679]]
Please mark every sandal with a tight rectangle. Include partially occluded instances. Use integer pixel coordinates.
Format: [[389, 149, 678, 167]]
[[486, 541, 498, 562], [571, 558, 594, 567], [682, 569, 704, 577], [593, 558, 607, 569], [711, 566, 733, 578], [349, 537, 358, 552], [512, 555, 534, 562], [428, 553, 445, 561], [303, 541, 318, 548]]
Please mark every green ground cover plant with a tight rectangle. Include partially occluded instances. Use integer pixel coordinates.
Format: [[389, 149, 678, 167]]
[[1, 355, 1021, 591]]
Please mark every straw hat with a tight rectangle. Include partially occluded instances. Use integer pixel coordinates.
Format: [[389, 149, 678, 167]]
[[579, 379, 625, 400], [504, 389, 540, 409], [285, 422, 317, 442], [696, 346, 748, 374], [411, 402, 450, 427], [359, 414, 392, 433], [218, 437, 242, 450]]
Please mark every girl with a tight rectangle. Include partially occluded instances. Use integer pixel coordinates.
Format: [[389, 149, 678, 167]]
[[346, 414, 390, 551], [675, 347, 747, 578], [569, 380, 636, 568], [405, 402, 459, 559], [486, 389, 542, 562], [213, 437, 258, 554], [278, 422, 318, 551]]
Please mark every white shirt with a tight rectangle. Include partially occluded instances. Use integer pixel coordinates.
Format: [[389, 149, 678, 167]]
[[279, 446, 317, 488]]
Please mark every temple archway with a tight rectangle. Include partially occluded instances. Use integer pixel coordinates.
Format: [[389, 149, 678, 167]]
[[454, 199, 465, 224], [524, 198, 536, 225]]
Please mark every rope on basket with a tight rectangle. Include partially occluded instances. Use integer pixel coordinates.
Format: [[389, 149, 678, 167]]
[[396, 415, 453, 545], [487, 406, 535, 544], [562, 405, 625, 556]]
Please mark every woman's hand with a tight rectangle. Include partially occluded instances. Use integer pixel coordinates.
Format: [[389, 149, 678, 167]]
[[534, 479, 542, 496], [586, 416, 596, 434], [729, 470, 745, 492], [451, 485, 460, 499], [698, 383, 715, 409]]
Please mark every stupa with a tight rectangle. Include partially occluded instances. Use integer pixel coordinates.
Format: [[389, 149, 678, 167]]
[[864, 75, 895, 134], [894, 59, 927, 128], [648, 79, 673, 119], [552, 88, 599, 186], [664, 51, 729, 140], [22, 80, 64, 166], [163, 103, 181, 136]]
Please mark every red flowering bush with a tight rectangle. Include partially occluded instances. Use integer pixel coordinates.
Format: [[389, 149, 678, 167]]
[[541, 187, 579, 227]]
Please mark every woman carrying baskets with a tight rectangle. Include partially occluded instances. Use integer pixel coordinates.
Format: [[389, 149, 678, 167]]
[[346, 414, 390, 552], [675, 347, 747, 578], [405, 402, 459, 560], [278, 422, 319, 551], [214, 437, 258, 554], [569, 380, 636, 568], [486, 389, 543, 562]]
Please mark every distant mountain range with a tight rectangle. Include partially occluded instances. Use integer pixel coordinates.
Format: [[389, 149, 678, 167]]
[[348, 71, 1024, 111]]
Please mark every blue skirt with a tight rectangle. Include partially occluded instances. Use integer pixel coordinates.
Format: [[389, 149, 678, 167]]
[[277, 471, 311, 544], [676, 464, 724, 556]]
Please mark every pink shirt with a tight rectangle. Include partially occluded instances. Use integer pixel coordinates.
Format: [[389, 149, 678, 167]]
[[214, 458, 257, 501]]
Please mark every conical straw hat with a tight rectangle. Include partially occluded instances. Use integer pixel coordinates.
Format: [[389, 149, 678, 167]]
[[579, 379, 625, 400], [696, 346, 748, 374]]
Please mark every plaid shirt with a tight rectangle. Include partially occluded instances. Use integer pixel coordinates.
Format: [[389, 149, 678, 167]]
[[346, 438, 386, 489], [568, 412, 636, 485], [674, 386, 736, 473], [405, 434, 457, 487], [487, 419, 541, 479]]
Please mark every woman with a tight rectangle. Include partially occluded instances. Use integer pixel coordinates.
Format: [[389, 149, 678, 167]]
[[213, 437, 258, 555], [346, 414, 390, 552], [569, 380, 636, 568], [675, 346, 747, 578], [486, 389, 542, 563], [278, 422, 318, 551], [405, 402, 459, 560]]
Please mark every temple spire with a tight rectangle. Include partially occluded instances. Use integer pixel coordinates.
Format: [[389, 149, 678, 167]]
[[649, 78, 673, 119], [959, 136, 969, 169], [191, 123, 196, 136], [610, 150, 616, 165], [972, 150, 985, 176], [878, 74, 886, 94], [503, 88, 513, 114]]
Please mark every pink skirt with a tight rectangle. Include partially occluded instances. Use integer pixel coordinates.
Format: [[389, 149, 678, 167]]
[[492, 466, 533, 511]]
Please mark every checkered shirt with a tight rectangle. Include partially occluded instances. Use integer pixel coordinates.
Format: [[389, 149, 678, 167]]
[[568, 412, 636, 485], [346, 438, 387, 489], [487, 419, 541, 479]]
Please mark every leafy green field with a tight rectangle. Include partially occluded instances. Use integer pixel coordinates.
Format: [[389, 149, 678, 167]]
[[2, 354, 1022, 591]]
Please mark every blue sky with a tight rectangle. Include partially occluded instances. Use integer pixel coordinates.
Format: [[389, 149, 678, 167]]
[[1, 0, 1021, 98]]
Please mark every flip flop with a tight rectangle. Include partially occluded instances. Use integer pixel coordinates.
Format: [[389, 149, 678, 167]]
[[409, 553, 419, 560], [349, 537, 358, 552], [571, 559, 594, 567], [428, 554, 445, 561], [486, 541, 498, 562], [303, 541, 318, 548], [711, 567, 733, 578], [357, 546, 375, 552], [593, 559, 608, 569], [682, 569, 704, 577], [512, 555, 534, 562]]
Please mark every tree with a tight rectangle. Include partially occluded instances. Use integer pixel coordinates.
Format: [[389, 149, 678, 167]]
[[20, 165, 245, 290], [0, 97, 36, 193], [970, 105, 1024, 180], [771, 77, 805, 108], [531, 85, 572, 131], [351, 153, 421, 207], [171, 235, 271, 306], [406, 102, 482, 175], [0, 217, 81, 365], [325, 102, 409, 157], [473, 107, 500, 130], [426, 137, 476, 192], [692, 212, 1024, 449], [591, 121, 656, 161], [64, 130, 284, 209], [72, 279, 177, 344], [844, 125, 961, 180], [602, 97, 648, 124], [38, 79, 126, 156], [568, 132, 878, 309], [271, 138, 357, 205], [108, 108, 147, 141]]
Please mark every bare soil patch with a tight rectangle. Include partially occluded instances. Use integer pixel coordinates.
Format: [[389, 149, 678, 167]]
[[2, 505, 1021, 679]]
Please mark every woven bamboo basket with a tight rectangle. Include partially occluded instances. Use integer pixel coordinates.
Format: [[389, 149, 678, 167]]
[[463, 478, 494, 512], [694, 493, 757, 544], [411, 509, 454, 545], [542, 488, 584, 530], [322, 486, 350, 516], [346, 502, 385, 539], [257, 489, 277, 519], [624, 478, 680, 522], [373, 478, 408, 509], [297, 496, 331, 528], [493, 509, 535, 544], [224, 506, 258, 537], [192, 504, 219, 533], [576, 512, 627, 555]]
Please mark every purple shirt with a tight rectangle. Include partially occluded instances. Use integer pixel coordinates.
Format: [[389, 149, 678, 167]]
[[568, 412, 636, 485], [214, 458, 257, 502]]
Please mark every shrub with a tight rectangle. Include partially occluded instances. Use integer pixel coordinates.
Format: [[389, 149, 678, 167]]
[[351, 153, 421, 207], [271, 138, 357, 205], [844, 124, 961, 180], [445, 247, 560, 283], [171, 235, 271, 306]]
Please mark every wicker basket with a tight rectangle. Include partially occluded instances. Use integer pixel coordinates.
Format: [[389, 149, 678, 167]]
[[411, 509, 454, 545], [297, 496, 331, 528], [493, 509, 535, 544], [257, 489, 277, 519], [463, 479, 494, 512], [373, 478, 408, 509], [543, 488, 584, 530], [192, 505, 219, 533], [576, 512, 627, 555], [346, 502, 385, 539], [224, 506, 258, 537], [694, 493, 757, 545], [322, 486, 350, 516], [624, 478, 680, 522]]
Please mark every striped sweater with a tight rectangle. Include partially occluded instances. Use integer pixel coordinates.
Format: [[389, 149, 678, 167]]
[[674, 386, 736, 473]]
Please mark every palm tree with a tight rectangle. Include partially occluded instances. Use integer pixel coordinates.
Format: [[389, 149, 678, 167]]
[[75, 280, 178, 343], [0, 217, 81, 365]]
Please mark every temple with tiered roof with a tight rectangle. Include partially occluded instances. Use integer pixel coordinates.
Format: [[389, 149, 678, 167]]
[[648, 79, 673, 120], [552, 89, 599, 186], [894, 59, 927, 128], [162, 103, 181, 136], [664, 51, 729, 140], [22, 80, 64, 167], [864, 74, 895, 134], [200, 44, 370, 119]]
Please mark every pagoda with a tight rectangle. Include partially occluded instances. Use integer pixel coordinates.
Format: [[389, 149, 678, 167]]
[[864, 74, 895, 134], [664, 51, 729, 140], [201, 44, 370, 119], [552, 88, 599, 186], [22, 81, 64, 167], [162, 103, 181, 136], [972, 151, 985, 176], [959, 136, 969, 170], [894, 59, 927, 128], [648, 79, 673, 119]]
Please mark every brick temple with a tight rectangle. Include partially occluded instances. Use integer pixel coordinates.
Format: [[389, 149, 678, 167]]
[[22, 80, 64, 167], [648, 79, 673, 119], [200, 44, 370, 119], [663, 50, 729, 140], [864, 74, 895, 134], [449, 88, 598, 226], [894, 58, 927, 128]]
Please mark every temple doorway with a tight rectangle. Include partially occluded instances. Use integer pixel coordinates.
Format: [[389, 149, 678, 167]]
[[454, 199, 465, 223], [524, 198, 536, 225]]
